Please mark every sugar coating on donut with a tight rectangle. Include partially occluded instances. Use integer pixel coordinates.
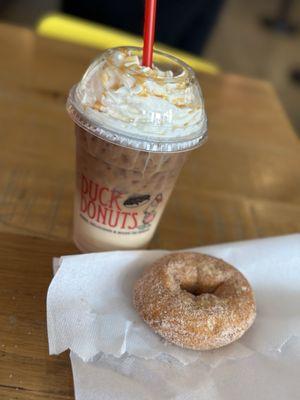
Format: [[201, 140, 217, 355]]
[[133, 252, 256, 350]]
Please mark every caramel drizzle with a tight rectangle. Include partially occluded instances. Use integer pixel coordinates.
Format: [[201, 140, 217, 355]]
[[92, 49, 199, 111]]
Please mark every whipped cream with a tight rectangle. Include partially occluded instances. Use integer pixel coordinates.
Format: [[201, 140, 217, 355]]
[[76, 48, 206, 138]]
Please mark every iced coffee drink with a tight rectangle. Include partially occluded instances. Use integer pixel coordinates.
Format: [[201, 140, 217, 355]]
[[67, 47, 207, 252]]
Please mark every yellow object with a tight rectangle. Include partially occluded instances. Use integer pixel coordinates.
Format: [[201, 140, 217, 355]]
[[37, 13, 219, 75]]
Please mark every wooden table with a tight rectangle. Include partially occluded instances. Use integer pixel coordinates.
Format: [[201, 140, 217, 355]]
[[0, 23, 299, 399]]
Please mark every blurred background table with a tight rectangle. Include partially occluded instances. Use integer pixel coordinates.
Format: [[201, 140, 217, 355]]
[[0, 22, 300, 400], [1, 23, 300, 249]]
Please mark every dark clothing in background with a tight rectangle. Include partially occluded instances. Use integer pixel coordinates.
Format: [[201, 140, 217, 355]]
[[62, 0, 225, 54]]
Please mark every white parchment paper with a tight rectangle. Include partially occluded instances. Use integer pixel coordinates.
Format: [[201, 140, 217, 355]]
[[47, 234, 300, 399]]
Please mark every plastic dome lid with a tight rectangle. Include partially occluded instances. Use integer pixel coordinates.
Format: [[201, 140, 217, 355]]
[[67, 47, 207, 152]]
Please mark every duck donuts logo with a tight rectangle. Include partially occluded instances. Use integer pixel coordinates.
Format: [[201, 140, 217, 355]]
[[80, 175, 138, 230], [79, 175, 162, 233]]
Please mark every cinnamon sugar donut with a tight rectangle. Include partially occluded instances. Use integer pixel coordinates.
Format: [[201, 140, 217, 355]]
[[133, 252, 256, 350]]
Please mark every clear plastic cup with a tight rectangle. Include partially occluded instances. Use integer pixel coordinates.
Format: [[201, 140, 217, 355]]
[[67, 47, 207, 252]]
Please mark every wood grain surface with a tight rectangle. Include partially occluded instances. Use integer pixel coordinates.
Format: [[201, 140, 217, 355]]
[[1, 23, 300, 249], [0, 232, 78, 399], [1, 22, 300, 399]]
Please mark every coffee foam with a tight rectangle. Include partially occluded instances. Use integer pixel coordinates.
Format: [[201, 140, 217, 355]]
[[76, 48, 206, 138]]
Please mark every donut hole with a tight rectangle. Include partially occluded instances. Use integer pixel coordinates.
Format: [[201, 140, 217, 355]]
[[180, 281, 223, 296], [180, 283, 203, 296], [172, 261, 229, 297]]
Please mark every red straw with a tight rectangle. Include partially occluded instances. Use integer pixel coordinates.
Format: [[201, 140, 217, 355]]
[[142, 0, 157, 67]]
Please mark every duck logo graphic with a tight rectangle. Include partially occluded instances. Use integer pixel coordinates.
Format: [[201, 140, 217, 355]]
[[140, 193, 163, 229]]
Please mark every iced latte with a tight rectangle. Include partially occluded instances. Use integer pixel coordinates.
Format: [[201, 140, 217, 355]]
[[67, 47, 207, 252]]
